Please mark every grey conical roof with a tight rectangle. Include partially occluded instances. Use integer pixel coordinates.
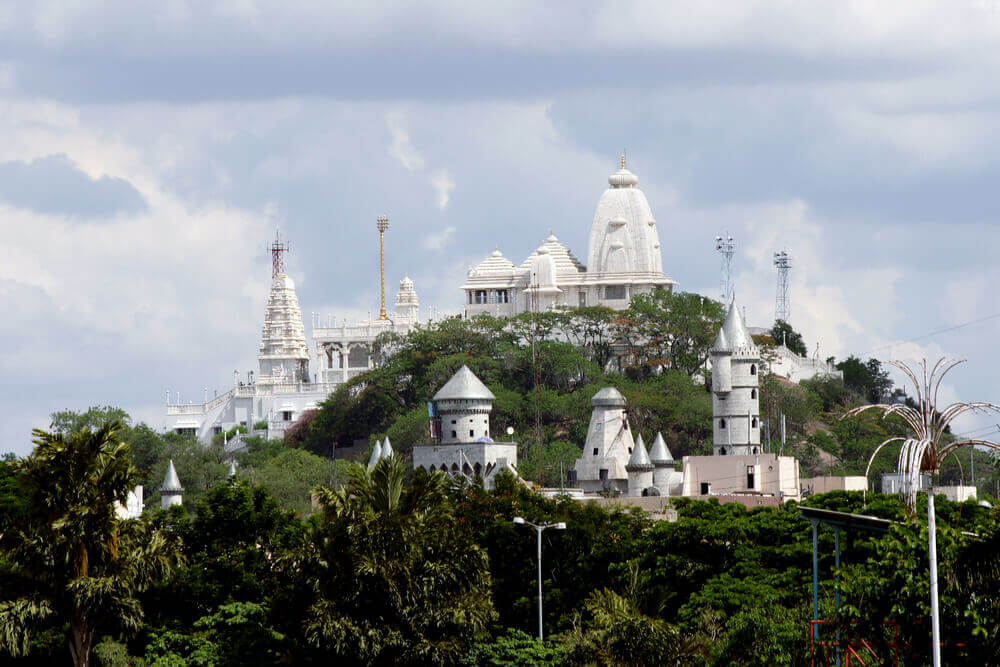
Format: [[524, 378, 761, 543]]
[[368, 440, 383, 468], [161, 459, 183, 492], [591, 386, 626, 407], [433, 365, 495, 401], [380, 437, 394, 459], [713, 302, 755, 353], [648, 432, 675, 466], [228, 460, 238, 478], [626, 434, 652, 470]]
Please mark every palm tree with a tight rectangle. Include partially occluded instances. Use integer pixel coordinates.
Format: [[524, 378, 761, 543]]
[[0, 422, 181, 667], [302, 455, 495, 665]]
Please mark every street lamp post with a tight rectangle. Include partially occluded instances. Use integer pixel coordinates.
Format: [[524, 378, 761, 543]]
[[513, 517, 566, 641]]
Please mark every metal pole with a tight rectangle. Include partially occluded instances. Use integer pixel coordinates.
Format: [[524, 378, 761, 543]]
[[835, 527, 841, 667], [812, 520, 819, 640], [928, 491, 942, 667], [537, 526, 544, 641]]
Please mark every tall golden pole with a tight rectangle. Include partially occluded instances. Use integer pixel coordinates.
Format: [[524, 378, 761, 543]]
[[376, 216, 390, 320]]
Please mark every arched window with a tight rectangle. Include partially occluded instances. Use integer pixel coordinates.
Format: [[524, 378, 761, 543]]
[[750, 364, 757, 376], [719, 418, 727, 429], [752, 447, 758, 454], [719, 447, 727, 456], [752, 417, 758, 428], [474, 463, 482, 477], [348, 345, 369, 368], [451, 463, 460, 472], [751, 388, 757, 399]]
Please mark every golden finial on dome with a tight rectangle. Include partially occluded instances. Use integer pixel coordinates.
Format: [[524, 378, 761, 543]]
[[621, 154, 626, 169]]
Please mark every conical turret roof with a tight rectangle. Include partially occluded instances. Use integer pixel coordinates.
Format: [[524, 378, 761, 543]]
[[161, 459, 183, 492], [626, 433, 652, 470], [368, 440, 383, 468], [713, 302, 756, 353], [433, 365, 495, 401], [380, 437, 394, 459], [228, 460, 238, 478], [648, 432, 675, 466]]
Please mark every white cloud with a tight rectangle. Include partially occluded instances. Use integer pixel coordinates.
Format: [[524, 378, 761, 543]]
[[429, 169, 455, 209], [385, 111, 424, 171], [423, 225, 456, 251]]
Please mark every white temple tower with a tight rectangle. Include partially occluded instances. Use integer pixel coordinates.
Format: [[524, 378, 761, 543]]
[[257, 272, 311, 384], [572, 387, 634, 493], [395, 276, 420, 323], [710, 303, 761, 456], [160, 459, 184, 509]]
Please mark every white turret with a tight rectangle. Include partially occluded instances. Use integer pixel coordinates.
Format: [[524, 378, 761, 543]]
[[258, 273, 310, 384], [395, 276, 419, 323], [626, 433, 654, 496], [711, 303, 761, 456], [160, 459, 184, 509], [572, 387, 634, 493], [380, 437, 394, 459], [433, 365, 495, 444], [368, 439, 383, 469]]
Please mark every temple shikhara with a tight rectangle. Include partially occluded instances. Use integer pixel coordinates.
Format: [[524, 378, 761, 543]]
[[462, 158, 675, 317]]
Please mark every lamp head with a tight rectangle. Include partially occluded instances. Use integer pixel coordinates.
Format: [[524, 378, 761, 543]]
[[554, 522, 567, 530], [512, 517, 525, 525]]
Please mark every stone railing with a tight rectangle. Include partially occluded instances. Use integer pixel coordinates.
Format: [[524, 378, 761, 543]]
[[166, 383, 336, 415]]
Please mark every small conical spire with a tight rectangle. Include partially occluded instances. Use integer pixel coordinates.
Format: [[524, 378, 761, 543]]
[[626, 434, 652, 471], [648, 432, 675, 466], [380, 437, 394, 459], [368, 439, 383, 469], [161, 459, 183, 492], [228, 460, 238, 478]]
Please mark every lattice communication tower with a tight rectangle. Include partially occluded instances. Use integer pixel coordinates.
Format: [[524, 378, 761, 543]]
[[269, 230, 289, 278], [715, 234, 735, 304], [774, 250, 792, 323]]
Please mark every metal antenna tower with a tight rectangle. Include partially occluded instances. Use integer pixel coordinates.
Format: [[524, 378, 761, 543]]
[[714, 234, 735, 303], [773, 250, 792, 323], [268, 230, 289, 278]]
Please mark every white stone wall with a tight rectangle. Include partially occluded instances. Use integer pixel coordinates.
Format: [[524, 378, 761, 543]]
[[681, 454, 800, 502], [438, 401, 492, 444], [413, 442, 519, 476]]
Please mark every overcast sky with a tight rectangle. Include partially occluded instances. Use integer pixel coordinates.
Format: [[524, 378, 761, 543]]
[[4, 1, 1000, 455]]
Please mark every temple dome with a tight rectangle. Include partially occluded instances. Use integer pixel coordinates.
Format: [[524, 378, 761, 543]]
[[587, 160, 664, 276]]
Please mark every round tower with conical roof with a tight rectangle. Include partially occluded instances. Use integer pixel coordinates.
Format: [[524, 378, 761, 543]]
[[711, 303, 761, 456], [626, 433, 654, 496], [433, 365, 496, 444], [160, 459, 184, 509]]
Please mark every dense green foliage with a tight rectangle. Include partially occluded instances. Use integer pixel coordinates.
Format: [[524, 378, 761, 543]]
[[3, 420, 1000, 665], [5, 291, 1000, 663]]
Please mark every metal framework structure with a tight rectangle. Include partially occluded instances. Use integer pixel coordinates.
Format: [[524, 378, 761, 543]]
[[376, 216, 390, 321], [774, 250, 791, 323], [268, 230, 289, 278], [844, 358, 1000, 667], [715, 234, 735, 304]]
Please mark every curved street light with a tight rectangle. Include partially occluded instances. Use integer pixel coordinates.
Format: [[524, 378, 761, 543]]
[[513, 517, 566, 641]]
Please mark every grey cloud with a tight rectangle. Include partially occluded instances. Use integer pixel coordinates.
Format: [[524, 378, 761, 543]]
[[0, 154, 146, 218]]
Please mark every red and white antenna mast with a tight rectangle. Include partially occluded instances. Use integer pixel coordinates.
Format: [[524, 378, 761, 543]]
[[268, 230, 289, 278]]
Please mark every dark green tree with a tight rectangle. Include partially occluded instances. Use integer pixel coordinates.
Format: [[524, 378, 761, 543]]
[[770, 320, 807, 356], [0, 423, 180, 666], [301, 456, 495, 664]]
